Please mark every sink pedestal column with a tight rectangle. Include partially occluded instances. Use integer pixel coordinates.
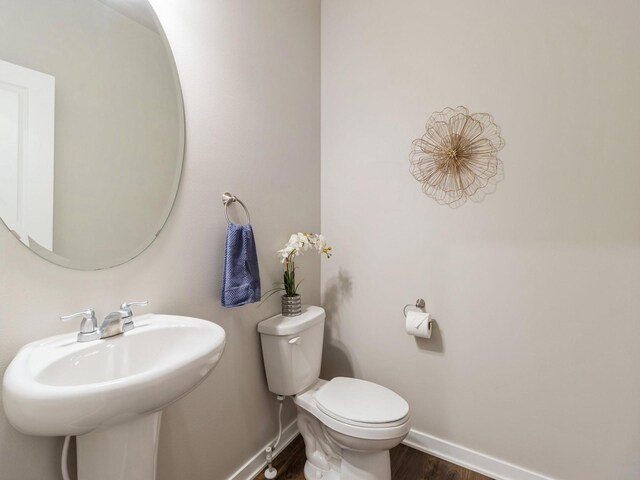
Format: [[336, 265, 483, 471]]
[[76, 412, 162, 480]]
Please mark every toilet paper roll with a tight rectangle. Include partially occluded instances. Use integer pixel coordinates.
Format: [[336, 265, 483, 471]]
[[405, 310, 431, 338]]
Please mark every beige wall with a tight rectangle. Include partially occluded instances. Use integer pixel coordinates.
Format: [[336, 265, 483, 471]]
[[321, 1, 640, 480], [0, 0, 320, 479]]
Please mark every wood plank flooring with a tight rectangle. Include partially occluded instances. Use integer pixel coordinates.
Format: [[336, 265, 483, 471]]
[[254, 435, 493, 480]]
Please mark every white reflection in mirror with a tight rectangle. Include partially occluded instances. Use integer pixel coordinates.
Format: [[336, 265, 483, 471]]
[[0, 60, 55, 252]]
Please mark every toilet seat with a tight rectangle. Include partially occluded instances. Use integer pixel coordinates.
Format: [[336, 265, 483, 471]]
[[316, 377, 409, 428], [294, 379, 411, 441]]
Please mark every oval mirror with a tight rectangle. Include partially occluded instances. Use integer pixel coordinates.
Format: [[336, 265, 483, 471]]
[[0, 0, 184, 270]]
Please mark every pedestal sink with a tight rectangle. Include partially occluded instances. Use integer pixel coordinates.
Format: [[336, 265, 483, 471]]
[[3, 314, 226, 480]]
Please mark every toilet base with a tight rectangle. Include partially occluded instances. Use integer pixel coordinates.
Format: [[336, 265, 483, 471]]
[[302, 450, 391, 480], [340, 450, 391, 480], [304, 460, 340, 480]]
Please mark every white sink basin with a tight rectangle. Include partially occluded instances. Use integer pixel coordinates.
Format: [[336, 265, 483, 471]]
[[3, 314, 226, 437]]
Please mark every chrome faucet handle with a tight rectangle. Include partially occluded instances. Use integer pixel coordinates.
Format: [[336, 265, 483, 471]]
[[119, 301, 148, 332], [61, 309, 100, 342], [120, 300, 149, 316]]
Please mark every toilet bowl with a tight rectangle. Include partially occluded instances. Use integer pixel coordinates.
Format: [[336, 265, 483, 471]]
[[258, 306, 411, 480], [295, 378, 410, 480]]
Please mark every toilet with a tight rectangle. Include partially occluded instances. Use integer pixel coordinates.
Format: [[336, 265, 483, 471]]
[[258, 306, 410, 480]]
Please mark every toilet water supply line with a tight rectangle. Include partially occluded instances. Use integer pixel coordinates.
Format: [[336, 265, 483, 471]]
[[263, 395, 286, 479]]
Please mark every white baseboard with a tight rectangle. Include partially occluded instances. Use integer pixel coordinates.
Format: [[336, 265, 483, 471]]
[[228, 420, 300, 480], [227, 422, 555, 480], [403, 429, 556, 480]]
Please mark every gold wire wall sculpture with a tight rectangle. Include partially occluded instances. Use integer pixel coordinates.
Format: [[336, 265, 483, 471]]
[[409, 106, 505, 208]]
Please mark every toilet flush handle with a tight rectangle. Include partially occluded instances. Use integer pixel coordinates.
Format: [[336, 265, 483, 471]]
[[288, 336, 301, 345]]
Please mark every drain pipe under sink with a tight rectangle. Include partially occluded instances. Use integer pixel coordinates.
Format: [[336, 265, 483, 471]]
[[61, 435, 72, 480]]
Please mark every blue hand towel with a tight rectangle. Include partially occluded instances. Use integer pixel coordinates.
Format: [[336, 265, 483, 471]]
[[221, 223, 261, 307]]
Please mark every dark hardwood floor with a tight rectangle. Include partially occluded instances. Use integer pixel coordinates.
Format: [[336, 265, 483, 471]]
[[254, 435, 493, 480]]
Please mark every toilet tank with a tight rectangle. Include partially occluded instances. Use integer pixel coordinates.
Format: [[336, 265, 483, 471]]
[[257, 305, 325, 396]]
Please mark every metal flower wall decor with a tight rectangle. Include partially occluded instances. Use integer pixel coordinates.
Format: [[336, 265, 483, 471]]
[[409, 106, 505, 208]]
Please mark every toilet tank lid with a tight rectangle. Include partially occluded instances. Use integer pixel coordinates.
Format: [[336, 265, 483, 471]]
[[257, 305, 326, 336]]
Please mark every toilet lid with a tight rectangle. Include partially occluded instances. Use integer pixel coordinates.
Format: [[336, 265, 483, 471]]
[[315, 377, 409, 426]]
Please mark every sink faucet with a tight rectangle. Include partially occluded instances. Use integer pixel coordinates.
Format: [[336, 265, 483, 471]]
[[61, 301, 149, 343], [100, 310, 128, 338]]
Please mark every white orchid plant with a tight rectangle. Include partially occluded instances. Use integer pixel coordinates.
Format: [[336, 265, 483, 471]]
[[262, 233, 332, 302]]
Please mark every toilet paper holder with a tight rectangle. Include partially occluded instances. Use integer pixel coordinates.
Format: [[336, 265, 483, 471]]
[[403, 298, 433, 338], [403, 298, 426, 318]]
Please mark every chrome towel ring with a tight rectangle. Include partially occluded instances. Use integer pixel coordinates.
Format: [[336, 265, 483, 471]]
[[222, 192, 251, 225]]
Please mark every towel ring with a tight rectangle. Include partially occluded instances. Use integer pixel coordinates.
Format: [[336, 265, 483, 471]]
[[222, 192, 251, 225], [403, 298, 426, 317]]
